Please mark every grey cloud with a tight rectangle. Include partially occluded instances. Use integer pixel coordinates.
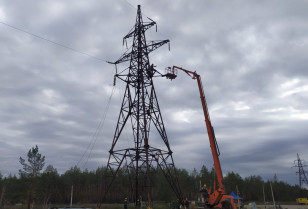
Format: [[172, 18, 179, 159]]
[[0, 1, 307, 186]]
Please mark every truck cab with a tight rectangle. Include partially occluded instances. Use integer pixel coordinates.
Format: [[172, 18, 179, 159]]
[[296, 198, 308, 205]]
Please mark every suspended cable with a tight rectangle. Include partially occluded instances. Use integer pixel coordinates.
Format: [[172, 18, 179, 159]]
[[122, 0, 137, 10], [0, 20, 109, 63], [82, 86, 116, 170], [76, 84, 116, 169]]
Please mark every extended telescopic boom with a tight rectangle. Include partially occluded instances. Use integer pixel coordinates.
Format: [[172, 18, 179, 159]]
[[165, 66, 237, 209], [166, 66, 224, 192]]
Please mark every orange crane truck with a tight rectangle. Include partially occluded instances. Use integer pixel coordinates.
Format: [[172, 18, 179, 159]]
[[165, 66, 237, 209]]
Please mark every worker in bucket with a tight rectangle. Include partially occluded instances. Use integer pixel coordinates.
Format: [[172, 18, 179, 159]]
[[200, 184, 209, 203], [124, 197, 128, 209]]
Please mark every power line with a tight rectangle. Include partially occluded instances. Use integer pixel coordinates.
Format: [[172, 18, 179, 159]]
[[76, 84, 116, 170], [82, 85, 116, 170], [0, 20, 109, 63], [122, 0, 137, 10]]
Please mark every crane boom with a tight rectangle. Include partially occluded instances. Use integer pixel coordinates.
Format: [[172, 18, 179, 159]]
[[170, 66, 224, 192], [165, 66, 237, 209]]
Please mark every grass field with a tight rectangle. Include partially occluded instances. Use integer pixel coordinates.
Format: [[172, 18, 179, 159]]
[[2, 203, 308, 209]]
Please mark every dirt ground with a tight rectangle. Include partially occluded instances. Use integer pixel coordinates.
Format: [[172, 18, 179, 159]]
[[245, 205, 308, 209]]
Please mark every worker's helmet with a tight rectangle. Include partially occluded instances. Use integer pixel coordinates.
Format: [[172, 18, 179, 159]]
[[203, 184, 206, 188]]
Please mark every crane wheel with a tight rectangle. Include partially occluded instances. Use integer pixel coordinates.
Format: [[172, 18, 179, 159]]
[[221, 200, 232, 209]]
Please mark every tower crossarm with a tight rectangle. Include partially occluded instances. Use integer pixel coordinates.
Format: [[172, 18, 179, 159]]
[[114, 40, 169, 65], [124, 21, 156, 40], [146, 40, 169, 54], [114, 50, 135, 65]]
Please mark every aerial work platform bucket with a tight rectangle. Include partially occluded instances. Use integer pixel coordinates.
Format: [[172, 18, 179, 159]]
[[165, 67, 177, 80]]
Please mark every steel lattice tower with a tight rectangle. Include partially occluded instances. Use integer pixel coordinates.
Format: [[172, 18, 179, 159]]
[[99, 5, 183, 208], [294, 153, 308, 191]]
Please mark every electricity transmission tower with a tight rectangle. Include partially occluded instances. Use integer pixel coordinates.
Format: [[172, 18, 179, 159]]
[[98, 5, 183, 208], [294, 153, 308, 192]]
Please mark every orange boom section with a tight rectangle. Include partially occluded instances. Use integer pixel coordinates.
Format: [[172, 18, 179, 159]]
[[165, 66, 237, 209]]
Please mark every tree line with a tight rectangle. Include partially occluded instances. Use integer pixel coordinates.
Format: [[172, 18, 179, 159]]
[[0, 146, 306, 208]]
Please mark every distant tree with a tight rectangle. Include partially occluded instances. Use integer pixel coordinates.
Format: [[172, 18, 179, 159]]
[[2, 175, 26, 205], [19, 145, 45, 177], [243, 175, 264, 201], [191, 168, 199, 179], [200, 165, 211, 188], [44, 164, 58, 174], [0, 172, 4, 207], [41, 165, 59, 205], [19, 145, 45, 209], [223, 172, 244, 194]]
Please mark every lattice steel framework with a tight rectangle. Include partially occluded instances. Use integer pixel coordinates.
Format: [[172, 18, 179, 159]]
[[98, 5, 183, 208], [294, 153, 308, 190]]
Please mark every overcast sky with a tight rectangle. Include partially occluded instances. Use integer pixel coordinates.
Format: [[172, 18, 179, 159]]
[[0, 0, 308, 187]]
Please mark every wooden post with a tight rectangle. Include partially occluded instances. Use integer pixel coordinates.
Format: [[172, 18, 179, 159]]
[[236, 185, 240, 209], [263, 184, 266, 209], [270, 181, 275, 209], [70, 185, 73, 208]]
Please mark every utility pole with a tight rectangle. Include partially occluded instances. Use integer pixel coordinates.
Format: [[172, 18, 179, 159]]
[[98, 5, 183, 209], [70, 185, 73, 208], [269, 181, 275, 209], [262, 184, 266, 209], [236, 185, 240, 209]]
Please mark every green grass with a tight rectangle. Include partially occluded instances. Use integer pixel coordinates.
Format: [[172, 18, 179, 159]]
[[2, 202, 175, 209]]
